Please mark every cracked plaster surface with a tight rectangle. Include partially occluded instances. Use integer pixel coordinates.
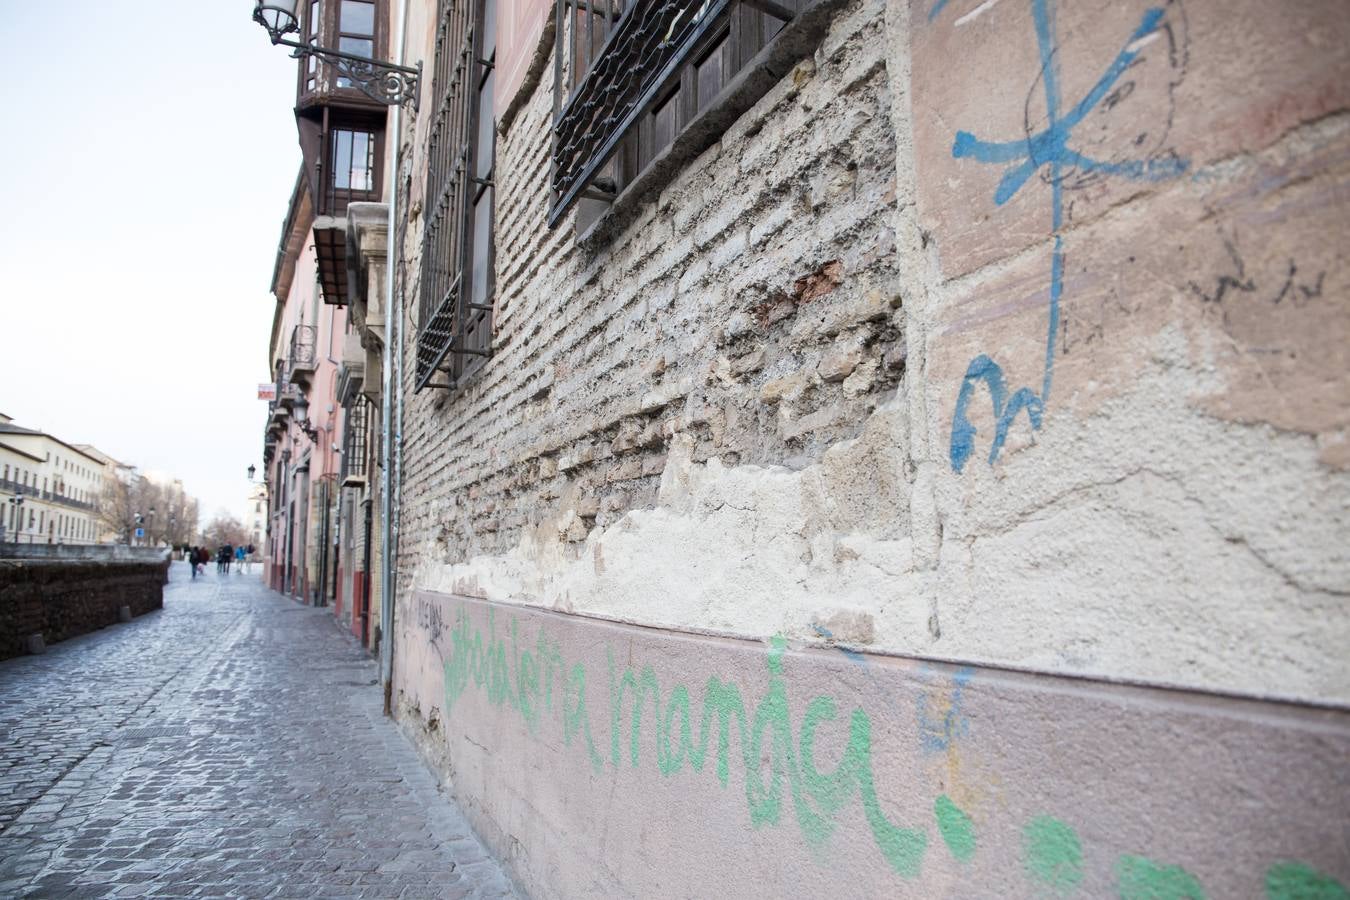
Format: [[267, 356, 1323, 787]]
[[407, 0, 1348, 709]]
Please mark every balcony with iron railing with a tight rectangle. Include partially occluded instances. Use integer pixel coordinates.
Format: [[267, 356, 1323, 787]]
[[0, 480, 96, 511], [288, 324, 318, 385], [336, 330, 365, 405], [0, 478, 40, 497], [276, 382, 301, 411]]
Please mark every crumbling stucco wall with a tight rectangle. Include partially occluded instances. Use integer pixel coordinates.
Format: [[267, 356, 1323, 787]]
[[389, 0, 1349, 894], [394, 0, 1349, 711]]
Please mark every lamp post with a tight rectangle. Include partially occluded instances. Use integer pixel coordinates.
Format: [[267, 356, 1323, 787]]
[[252, 1, 421, 108], [5, 495, 23, 543]]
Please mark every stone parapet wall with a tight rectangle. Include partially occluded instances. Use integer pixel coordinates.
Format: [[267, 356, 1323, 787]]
[[0, 560, 168, 659], [0, 544, 169, 562]]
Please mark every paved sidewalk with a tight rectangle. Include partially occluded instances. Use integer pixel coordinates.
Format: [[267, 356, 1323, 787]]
[[0, 563, 517, 899]]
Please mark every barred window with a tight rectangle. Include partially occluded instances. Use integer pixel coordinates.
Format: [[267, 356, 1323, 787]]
[[550, 0, 807, 227], [415, 0, 498, 393], [341, 397, 371, 482]]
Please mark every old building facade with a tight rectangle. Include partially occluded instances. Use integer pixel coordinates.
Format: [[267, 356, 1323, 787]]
[[1, 416, 104, 545], [259, 0, 1348, 895], [261, 0, 388, 645]]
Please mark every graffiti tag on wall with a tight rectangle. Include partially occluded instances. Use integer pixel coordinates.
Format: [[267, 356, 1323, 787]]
[[437, 603, 1345, 897], [937, 0, 1189, 472]]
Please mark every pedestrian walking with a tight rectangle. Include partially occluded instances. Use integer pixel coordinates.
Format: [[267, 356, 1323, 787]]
[[189, 545, 198, 580], [196, 546, 208, 576], [235, 545, 246, 574], [245, 544, 256, 575]]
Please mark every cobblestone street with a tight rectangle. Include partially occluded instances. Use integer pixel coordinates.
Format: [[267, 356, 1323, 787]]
[[0, 564, 516, 899]]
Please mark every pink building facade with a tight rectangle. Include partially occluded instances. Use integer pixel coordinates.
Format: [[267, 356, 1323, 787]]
[[263, 175, 351, 608]]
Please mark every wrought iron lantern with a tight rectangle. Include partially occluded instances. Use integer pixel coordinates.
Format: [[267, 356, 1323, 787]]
[[253, 1, 301, 42], [247, 464, 257, 481], [251, 0, 420, 109], [293, 395, 321, 441]]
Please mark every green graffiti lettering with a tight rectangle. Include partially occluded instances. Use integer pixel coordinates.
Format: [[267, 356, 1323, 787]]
[[746, 638, 790, 827], [692, 677, 749, 787], [1024, 815, 1083, 895], [1116, 855, 1205, 899], [935, 795, 976, 863], [439, 605, 1335, 892], [563, 661, 603, 771], [1266, 862, 1349, 900], [853, 707, 928, 878], [607, 652, 663, 769], [660, 684, 691, 775], [440, 606, 927, 876], [799, 696, 851, 844]]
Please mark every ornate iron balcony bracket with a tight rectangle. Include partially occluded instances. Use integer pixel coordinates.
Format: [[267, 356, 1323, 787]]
[[278, 37, 422, 111]]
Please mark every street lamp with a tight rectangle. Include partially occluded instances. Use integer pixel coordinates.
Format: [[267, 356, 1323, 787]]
[[5, 495, 23, 543], [251, 0, 421, 108], [247, 464, 257, 481], [293, 395, 321, 441]]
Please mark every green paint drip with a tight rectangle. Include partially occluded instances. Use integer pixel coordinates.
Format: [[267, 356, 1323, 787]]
[[1024, 816, 1083, 895], [934, 795, 976, 862], [1266, 862, 1349, 900], [1117, 855, 1206, 899]]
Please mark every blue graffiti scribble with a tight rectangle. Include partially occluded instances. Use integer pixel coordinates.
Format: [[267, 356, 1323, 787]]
[[916, 667, 975, 754], [928, 0, 953, 21], [811, 623, 870, 666], [939, 0, 1189, 473]]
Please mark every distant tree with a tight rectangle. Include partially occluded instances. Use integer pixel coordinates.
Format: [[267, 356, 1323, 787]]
[[96, 471, 201, 547], [146, 480, 199, 547], [201, 511, 249, 548], [96, 470, 154, 545]]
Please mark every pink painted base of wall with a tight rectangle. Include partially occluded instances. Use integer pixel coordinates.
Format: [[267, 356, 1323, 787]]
[[397, 593, 1349, 899]]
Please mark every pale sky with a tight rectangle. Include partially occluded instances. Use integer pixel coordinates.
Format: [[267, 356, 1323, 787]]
[[0, 2, 300, 528]]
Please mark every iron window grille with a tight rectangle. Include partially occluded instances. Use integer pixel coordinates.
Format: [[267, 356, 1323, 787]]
[[415, 0, 498, 393], [549, 0, 804, 227], [341, 397, 371, 482]]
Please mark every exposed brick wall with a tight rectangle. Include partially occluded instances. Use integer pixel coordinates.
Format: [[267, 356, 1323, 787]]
[[0, 560, 168, 659], [396, 0, 898, 577]]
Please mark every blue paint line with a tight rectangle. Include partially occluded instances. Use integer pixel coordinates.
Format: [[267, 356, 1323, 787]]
[[916, 668, 975, 755], [944, 2, 1188, 471], [811, 624, 869, 666], [928, 0, 952, 22]]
